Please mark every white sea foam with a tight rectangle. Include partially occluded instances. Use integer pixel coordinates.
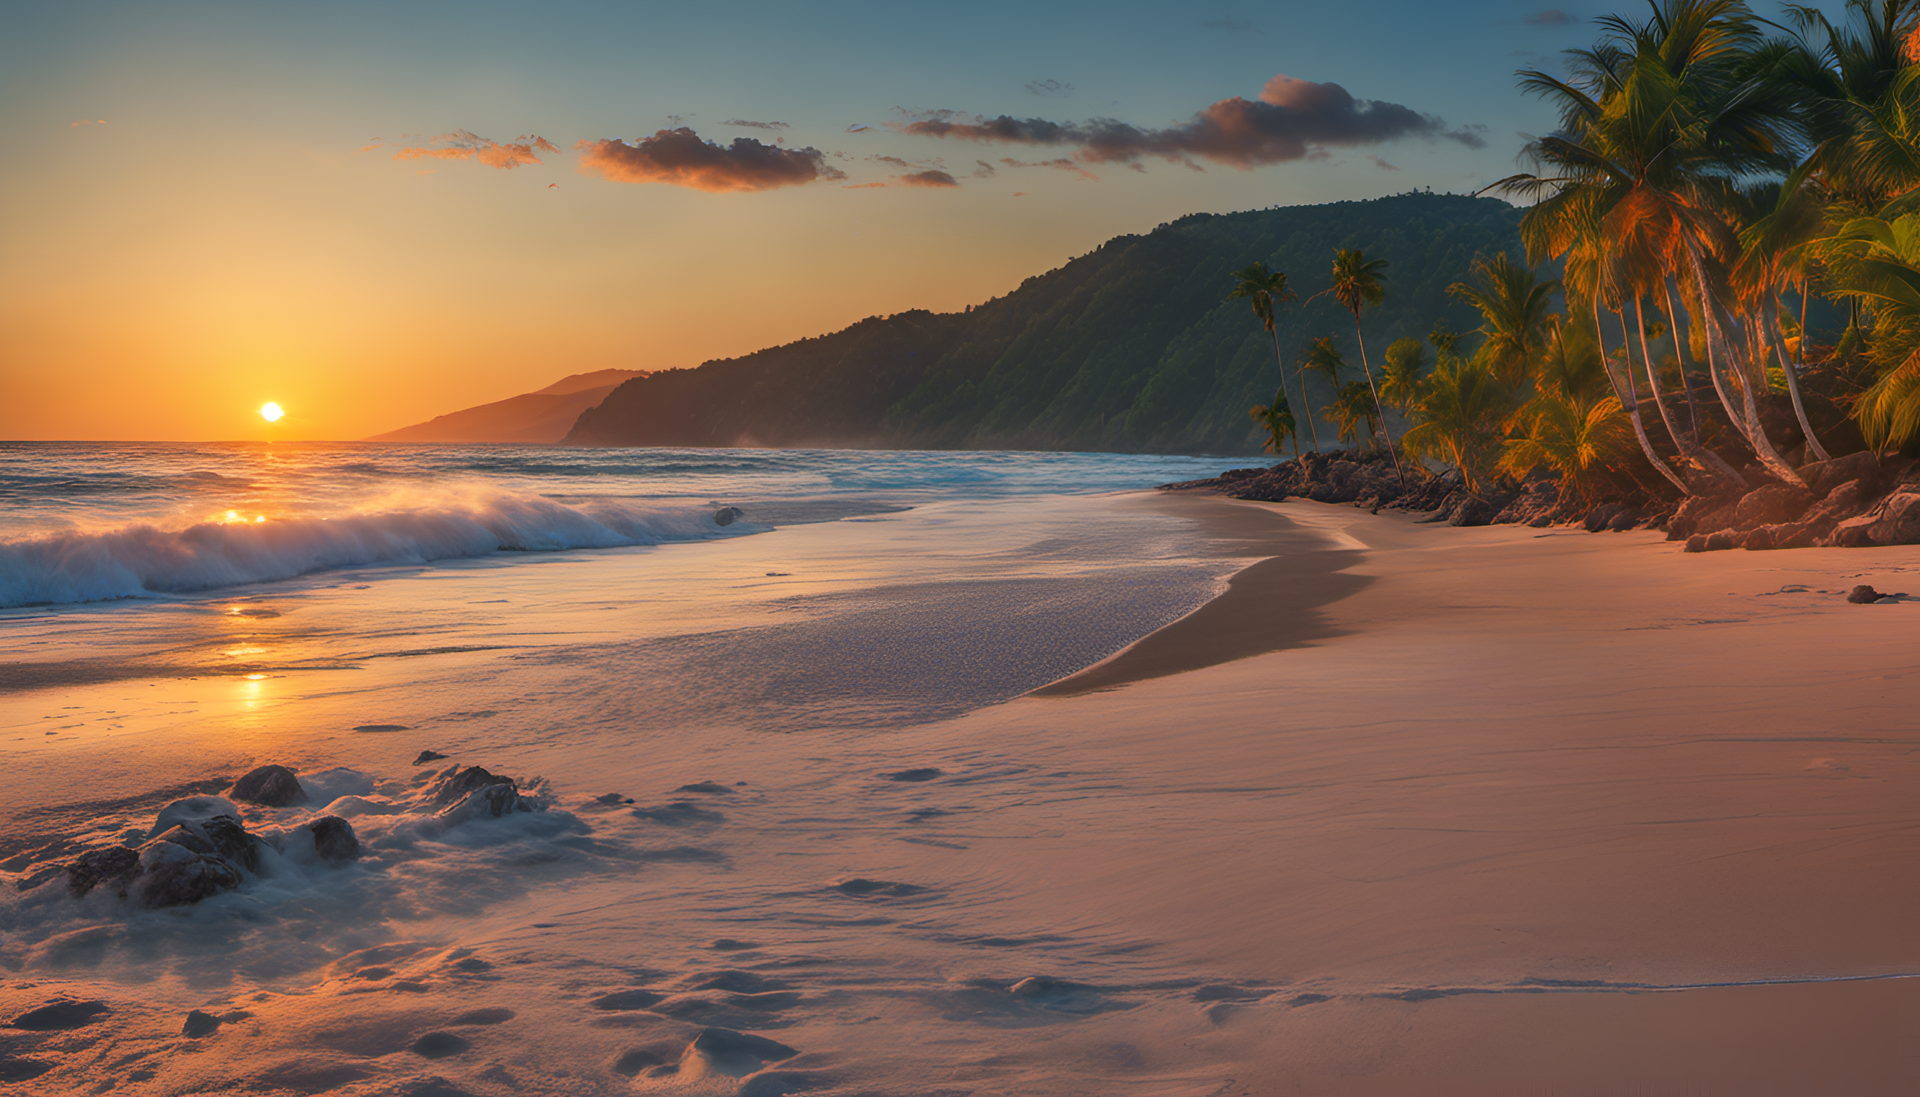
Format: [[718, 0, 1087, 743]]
[[0, 492, 762, 608]]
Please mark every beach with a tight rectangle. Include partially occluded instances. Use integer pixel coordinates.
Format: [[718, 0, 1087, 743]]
[[3, 486, 1918, 1095]]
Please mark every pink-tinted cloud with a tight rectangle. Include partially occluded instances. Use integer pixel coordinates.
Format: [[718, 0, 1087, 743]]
[[576, 127, 842, 192], [724, 119, 790, 131], [392, 129, 559, 169], [897, 74, 1485, 170], [899, 170, 959, 188]]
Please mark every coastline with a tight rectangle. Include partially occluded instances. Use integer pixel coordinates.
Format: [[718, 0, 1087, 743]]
[[3, 490, 1918, 1093]]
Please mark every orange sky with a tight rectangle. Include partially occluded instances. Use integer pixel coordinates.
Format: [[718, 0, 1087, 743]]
[[0, 1, 1577, 441]]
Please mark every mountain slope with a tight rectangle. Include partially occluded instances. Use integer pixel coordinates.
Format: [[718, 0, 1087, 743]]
[[567, 194, 1526, 455], [369, 370, 647, 443]]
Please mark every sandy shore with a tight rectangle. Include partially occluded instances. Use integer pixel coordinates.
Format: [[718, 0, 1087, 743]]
[[3, 491, 1917, 1095]]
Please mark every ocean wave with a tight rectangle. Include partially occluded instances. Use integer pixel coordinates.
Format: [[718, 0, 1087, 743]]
[[0, 493, 759, 608]]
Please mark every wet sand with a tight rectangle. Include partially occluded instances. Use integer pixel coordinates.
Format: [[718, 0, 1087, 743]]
[[3, 491, 1918, 1094]]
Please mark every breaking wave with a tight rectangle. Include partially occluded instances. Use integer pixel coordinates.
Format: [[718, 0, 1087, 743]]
[[0, 493, 761, 608]]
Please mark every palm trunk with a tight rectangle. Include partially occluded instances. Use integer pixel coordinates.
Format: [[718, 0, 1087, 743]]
[[1634, 296, 1693, 460], [1274, 324, 1316, 462], [1606, 303, 1691, 493], [1768, 294, 1830, 463], [1350, 316, 1407, 488], [1684, 244, 1806, 487], [1662, 276, 1703, 438]]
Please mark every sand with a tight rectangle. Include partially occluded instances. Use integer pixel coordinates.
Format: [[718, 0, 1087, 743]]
[[3, 491, 1918, 1095]]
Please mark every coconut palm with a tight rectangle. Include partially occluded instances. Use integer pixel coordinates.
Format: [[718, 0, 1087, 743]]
[[1500, 390, 1636, 507], [1381, 338, 1431, 413], [1303, 335, 1347, 394], [1248, 388, 1297, 456], [1816, 207, 1920, 448], [1326, 381, 1383, 448], [1447, 252, 1562, 387], [1327, 248, 1407, 485], [1402, 358, 1515, 493], [1227, 262, 1315, 456]]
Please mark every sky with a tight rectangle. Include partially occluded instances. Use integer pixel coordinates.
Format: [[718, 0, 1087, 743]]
[[0, 1, 1810, 440]]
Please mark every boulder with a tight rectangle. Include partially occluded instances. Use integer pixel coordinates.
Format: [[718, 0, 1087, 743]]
[[1448, 497, 1497, 527], [1802, 479, 1872, 534], [302, 815, 361, 861], [713, 507, 744, 527], [231, 765, 308, 807], [1744, 522, 1818, 550], [425, 765, 517, 809], [1666, 492, 1740, 541], [412, 750, 448, 765], [132, 811, 260, 908], [1607, 507, 1644, 532], [1848, 585, 1883, 604], [66, 846, 139, 899], [1583, 503, 1622, 532], [1732, 483, 1814, 530], [1801, 450, 1884, 501], [1861, 490, 1920, 545], [149, 795, 243, 840]]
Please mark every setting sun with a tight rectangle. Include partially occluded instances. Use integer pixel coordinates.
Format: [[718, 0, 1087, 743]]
[[260, 402, 284, 423]]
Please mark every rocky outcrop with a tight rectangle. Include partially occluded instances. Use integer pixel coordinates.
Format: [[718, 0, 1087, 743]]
[[424, 765, 536, 823], [231, 765, 308, 807], [66, 794, 363, 908]]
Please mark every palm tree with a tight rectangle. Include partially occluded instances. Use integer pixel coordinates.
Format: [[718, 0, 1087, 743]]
[[1227, 263, 1314, 456], [1402, 358, 1515, 493], [1303, 335, 1347, 396], [1447, 252, 1562, 387], [1381, 337, 1431, 413], [1248, 388, 1297, 456], [1501, 389, 1636, 507], [1327, 381, 1383, 448], [1327, 248, 1407, 486], [1816, 207, 1920, 449]]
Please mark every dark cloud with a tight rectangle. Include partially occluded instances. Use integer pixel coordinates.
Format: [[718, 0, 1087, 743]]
[[1367, 155, 1400, 171], [898, 75, 1481, 169], [575, 128, 842, 192], [724, 119, 790, 130], [972, 159, 996, 178], [1524, 9, 1575, 25], [1026, 79, 1073, 98], [393, 129, 559, 169], [900, 170, 960, 188]]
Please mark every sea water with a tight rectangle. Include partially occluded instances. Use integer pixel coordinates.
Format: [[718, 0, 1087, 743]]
[[0, 444, 1269, 1092]]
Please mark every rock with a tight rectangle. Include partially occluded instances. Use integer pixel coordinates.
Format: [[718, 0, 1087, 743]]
[[1606, 507, 1643, 532], [1448, 497, 1497, 527], [713, 507, 744, 527], [303, 816, 360, 861], [1704, 530, 1738, 552], [1848, 585, 1883, 604], [1802, 450, 1884, 500], [1684, 533, 1710, 553], [1745, 522, 1817, 550], [231, 765, 308, 807], [676, 781, 733, 794], [1583, 503, 1621, 532], [425, 765, 517, 809], [8, 999, 109, 1031], [1732, 483, 1814, 530], [1861, 490, 1920, 545], [67, 846, 139, 899], [136, 832, 246, 908], [412, 750, 448, 765], [183, 1010, 221, 1038], [149, 795, 244, 840], [436, 782, 531, 824]]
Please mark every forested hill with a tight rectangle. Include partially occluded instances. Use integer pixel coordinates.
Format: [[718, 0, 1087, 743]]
[[566, 193, 1526, 455]]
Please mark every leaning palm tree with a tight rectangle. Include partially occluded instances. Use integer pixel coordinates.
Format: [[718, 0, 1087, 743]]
[[1500, 389, 1636, 507], [1227, 263, 1314, 456], [1303, 335, 1348, 395], [1327, 248, 1407, 485], [1327, 381, 1383, 449], [1248, 388, 1297, 457]]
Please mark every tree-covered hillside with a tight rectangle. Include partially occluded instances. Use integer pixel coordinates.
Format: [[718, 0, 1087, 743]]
[[567, 193, 1526, 454]]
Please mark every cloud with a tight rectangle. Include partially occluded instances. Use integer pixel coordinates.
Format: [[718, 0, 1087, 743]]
[[899, 170, 959, 188], [725, 119, 790, 130], [392, 129, 559, 169], [842, 181, 889, 189], [70, 119, 106, 127], [846, 124, 872, 132], [1000, 156, 1099, 181], [576, 127, 842, 191], [973, 159, 997, 178], [897, 74, 1482, 170], [1523, 9, 1575, 25], [1026, 79, 1073, 98], [1367, 155, 1400, 170]]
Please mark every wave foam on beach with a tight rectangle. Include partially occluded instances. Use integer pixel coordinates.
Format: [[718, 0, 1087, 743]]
[[0, 492, 765, 608]]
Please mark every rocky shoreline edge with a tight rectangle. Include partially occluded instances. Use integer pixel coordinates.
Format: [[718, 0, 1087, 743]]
[[1160, 448, 1920, 551]]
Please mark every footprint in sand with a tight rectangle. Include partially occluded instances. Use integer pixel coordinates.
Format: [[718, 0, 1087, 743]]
[[830, 878, 926, 898], [410, 1031, 471, 1059], [590, 989, 665, 1011], [448, 1008, 514, 1025], [7, 999, 110, 1031]]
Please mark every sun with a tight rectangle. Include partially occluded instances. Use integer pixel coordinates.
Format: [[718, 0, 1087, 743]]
[[260, 402, 284, 423]]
